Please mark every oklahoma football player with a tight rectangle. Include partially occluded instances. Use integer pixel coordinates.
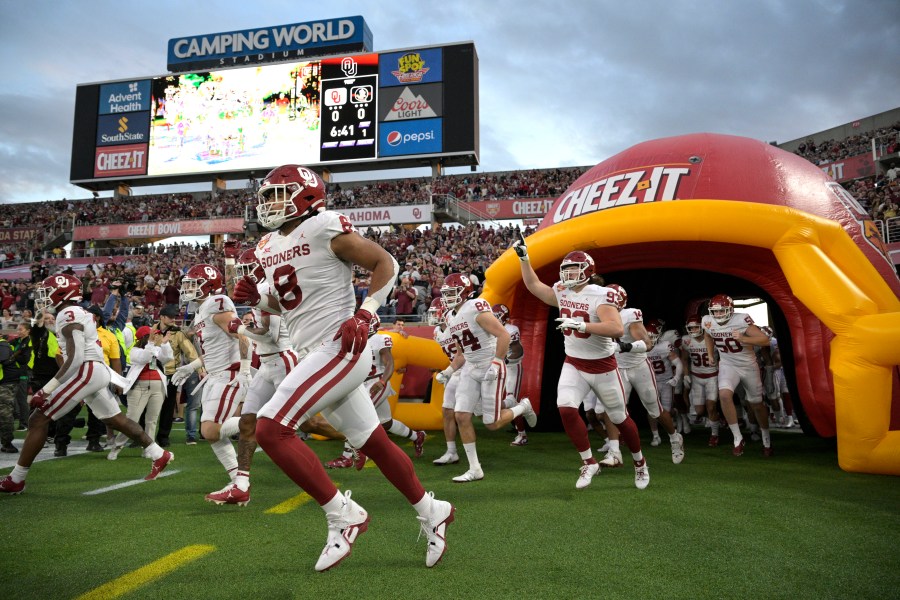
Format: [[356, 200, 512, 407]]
[[702, 294, 774, 457], [172, 264, 252, 501], [232, 164, 453, 571], [0, 275, 173, 494], [516, 241, 649, 491]]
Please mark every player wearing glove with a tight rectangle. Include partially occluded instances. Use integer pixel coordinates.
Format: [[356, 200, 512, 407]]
[[517, 250, 650, 490], [248, 164, 454, 571], [439, 272, 537, 484]]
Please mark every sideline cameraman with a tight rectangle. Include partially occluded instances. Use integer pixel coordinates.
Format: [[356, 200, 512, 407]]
[[155, 305, 200, 447]]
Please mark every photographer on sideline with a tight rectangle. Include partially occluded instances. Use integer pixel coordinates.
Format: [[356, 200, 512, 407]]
[[154, 305, 200, 447]]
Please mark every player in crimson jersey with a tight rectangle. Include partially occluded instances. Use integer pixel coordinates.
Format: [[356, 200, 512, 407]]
[[232, 164, 453, 571], [515, 241, 649, 491], [0, 275, 173, 494], [702, 294, 774, 456]]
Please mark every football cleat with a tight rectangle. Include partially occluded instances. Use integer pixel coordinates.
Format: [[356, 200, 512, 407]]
[[518, 397, 538, 428], [452, 467, 484, 483], [596, 440, 610, 454], [417, 492, 455, 568], [350, 447, 367, 471], [575, 461, 601, 490], [315, 491, 369, 572], [634, 459, 650, 490], [650, 435, 662, 447], [708, 435, 719, 448], [671, 433, 685, 465], [510, 434, 528, 447], [107, 445, 123, 461], [433, 452, 460, 466], [599, 449, 623, 468], [413, 431, 426, 458], [762, 445, 774, 458], [145, 450, 174, 480], [732, 439, 746, 457], [0, 475, 25, 495], [205, 484, 251, 506], [325, 455, 356, 469]]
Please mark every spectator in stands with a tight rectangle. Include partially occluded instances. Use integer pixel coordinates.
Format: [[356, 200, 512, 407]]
[[394, 277, 418, 319]]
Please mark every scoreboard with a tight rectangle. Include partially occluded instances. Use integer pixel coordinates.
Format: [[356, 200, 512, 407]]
[[70, 42, 478, 191]]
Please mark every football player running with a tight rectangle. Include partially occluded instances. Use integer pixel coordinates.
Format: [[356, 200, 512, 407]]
[[431, 298, 464, 466], [680, 315, 720, 445], [702, 294, 774, 456], [643, 319, 685, 458], [515, 240, 649, 490], [439, 273, 538, 483], [492, 303, 530, 446], [172, 264, 253, 500], [0, 275, 173, 494], [233, 164, 453, 571]]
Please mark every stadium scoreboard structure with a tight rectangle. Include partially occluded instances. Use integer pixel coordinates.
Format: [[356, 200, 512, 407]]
[[70, 40, 478, 192]]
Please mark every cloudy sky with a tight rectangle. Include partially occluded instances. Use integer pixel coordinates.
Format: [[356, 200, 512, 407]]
[[1, 0, 898, 205]]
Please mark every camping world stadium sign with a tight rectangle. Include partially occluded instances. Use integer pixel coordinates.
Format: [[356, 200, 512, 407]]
[[167, 16, 373, 72]]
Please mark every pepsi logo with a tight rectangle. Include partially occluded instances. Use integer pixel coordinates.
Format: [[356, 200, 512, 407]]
[[387, 131, 402, 147]]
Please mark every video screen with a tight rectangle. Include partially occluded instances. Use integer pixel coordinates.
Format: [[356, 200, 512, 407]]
[[147, 61, 323, 176]]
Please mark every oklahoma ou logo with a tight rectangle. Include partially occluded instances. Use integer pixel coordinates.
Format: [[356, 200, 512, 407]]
[[204, 266, 218, 279], [54, 276, 69, 286], [296, 166, 319, 187]]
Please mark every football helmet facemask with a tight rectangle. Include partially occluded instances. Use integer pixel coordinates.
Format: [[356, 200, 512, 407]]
[[708, 294, 734, 325], [180, 264, 224, 305], [256, 164, 326, 229], [441, 273, 475, 310], [235, 248, 266, 284], [35, 274, 83, 313], [559, 251, 595, 288]]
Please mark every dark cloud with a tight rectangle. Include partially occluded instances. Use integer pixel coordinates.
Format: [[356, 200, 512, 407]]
[[1, 0, 897, 203]]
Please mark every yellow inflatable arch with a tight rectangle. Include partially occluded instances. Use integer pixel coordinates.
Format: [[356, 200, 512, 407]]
[[477, 201, 900, 476]]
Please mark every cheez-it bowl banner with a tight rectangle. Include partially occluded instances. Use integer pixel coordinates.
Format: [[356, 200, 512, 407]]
[[475, 133, 898, 476]]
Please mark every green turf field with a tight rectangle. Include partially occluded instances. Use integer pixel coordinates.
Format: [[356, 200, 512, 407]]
[[2, 422, 899, 600]]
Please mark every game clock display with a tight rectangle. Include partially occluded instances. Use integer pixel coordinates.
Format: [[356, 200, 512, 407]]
[[320, 54, 378, 162]]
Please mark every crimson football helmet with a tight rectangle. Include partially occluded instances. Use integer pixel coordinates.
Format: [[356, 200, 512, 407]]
[[236, 248, 265, 284], [708, 294, 734, 325], [256, 164, 326, 229], [441, 273, 475, 310], [559, 251, 595, 288], [645, 318, 663, 344], [35, 274, 83, 312], [685, 315, 703, 339], [607, 283, 627, 309], [492, 303, 510, 325], [427, 298, 445, 326], [180, 264, 224, 305]]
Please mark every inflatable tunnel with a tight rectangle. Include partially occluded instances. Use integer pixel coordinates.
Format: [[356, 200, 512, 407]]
[[466, 133, 900, 477]]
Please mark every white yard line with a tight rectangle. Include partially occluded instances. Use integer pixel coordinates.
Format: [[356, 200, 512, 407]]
[[83, 469, 180, 495]]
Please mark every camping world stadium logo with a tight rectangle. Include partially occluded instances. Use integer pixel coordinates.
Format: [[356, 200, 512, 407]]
[[387, 131, 402, 146]]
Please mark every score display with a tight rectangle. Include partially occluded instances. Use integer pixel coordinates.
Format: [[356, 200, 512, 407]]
[[320, 54, 378, 162], [70, 42, 478, 190]]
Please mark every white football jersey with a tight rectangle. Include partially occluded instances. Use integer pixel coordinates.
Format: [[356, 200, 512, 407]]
[[434, 325, 458, 360], [681, 334, 717, 376], [250, 279, 293, 355], [256, 211, 356, 355], [702, 311, 758, 368], [553, 282, 617, 360], [55, 306, 105, 363], [647, 341, 676, 383], [445, 297, 497, 365], [194, 294, 240, 373], [504, 323, 522, 364], [616, 307, 648, 368], [368, 333, 393, 379]]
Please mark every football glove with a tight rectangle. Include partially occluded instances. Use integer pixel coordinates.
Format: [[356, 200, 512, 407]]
[[333, 309, 373, 355], [555, 317, 586, 333], [233, 276, 261, 306], [483, 358, 505, 382], [435, 367, 455, 385]]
